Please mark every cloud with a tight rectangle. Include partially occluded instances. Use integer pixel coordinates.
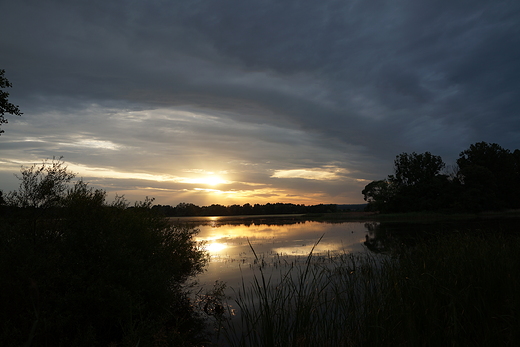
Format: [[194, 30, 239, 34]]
[[271, 167, 349, 181], [1, 0, 519, 206]]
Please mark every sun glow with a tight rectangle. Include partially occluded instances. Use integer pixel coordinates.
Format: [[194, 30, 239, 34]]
[[182, 174, 227, 186], [64, 163, 229, 186], [182, 175, 228, 187], [200, 175, 226, 186]]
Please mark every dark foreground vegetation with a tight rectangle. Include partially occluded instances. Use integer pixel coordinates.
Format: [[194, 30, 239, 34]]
[[216, 229, 520, 346], [2, 148, 519, 346], [363, 141, 520, 213], [0, 159, 209, 346]]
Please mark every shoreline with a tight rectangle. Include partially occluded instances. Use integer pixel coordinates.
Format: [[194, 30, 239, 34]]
[[167, 209, 520, 227]]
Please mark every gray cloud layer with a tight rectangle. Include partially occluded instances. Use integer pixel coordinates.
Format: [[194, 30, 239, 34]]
[[1, 0, 519, 205]]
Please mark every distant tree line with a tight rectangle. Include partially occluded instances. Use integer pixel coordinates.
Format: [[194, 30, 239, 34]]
[[152, 202, 344, 217], [362, 142, 520, 213]]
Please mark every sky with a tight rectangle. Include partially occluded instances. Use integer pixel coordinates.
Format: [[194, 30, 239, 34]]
[[1, 0, 519, 207]]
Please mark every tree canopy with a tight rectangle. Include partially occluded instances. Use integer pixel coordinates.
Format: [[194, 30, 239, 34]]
[[0, 69, 23, 135], [363, 142, 520, 213], [456, 142, 520, 211], [389, 152, 445, 188]]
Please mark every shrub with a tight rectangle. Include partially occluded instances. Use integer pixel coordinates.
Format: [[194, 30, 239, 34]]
[[0, 159, 208, 346]]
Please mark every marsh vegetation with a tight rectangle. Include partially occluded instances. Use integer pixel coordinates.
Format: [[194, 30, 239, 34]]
[[211, 226, 520, 346]]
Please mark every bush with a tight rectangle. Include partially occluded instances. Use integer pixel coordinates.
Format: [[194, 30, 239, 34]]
[[0, 159, 208, 346]]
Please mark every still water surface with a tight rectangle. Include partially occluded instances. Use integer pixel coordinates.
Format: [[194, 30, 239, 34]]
[[175, 216, 379, 290]]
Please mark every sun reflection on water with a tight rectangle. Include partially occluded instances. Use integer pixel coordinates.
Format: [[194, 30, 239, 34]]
[[195, 221, 370, 260], [206, 242, 228, 252], [190, 219, 379, 304]]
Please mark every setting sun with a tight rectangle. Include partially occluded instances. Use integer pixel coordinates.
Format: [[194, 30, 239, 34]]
[[181, 174, 227, 186], [201, 175, 226, 186]]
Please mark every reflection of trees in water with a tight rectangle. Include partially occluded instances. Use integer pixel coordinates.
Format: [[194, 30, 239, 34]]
[[364, 222, 395, 253], [177, 217, 313, 228], [364, 221, 449, 253], [364, 218, 520, 255], [216, 218, 307, 227]]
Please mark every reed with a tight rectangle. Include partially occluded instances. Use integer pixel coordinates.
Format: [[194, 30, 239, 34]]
[[218, 231, 520, 346]]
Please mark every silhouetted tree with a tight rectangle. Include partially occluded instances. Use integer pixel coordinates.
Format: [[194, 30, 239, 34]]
[[5, 157, 75, 209], [362, 179, 396, 212], [389, 152, 448, 211], [0, 69, 23, 135], [389, 152, 445, 188], [363, 143, 520, 213], [174, 202, 201, 216], [456, 142, 519, 211], [203, 204, 229, 216], [228, 204, 242, 215], [363, 152, 449, 212], [242, 203, 253, 214]]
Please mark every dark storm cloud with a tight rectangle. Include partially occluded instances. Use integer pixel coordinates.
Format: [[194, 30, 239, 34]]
[[167, 1, 518, 155], [1, 0, 519, 204]]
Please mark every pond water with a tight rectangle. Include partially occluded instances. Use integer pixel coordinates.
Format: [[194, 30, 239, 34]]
[[176, 214, 520, 292], [178, 214, 520, 344], [175, 216, 380, 291]]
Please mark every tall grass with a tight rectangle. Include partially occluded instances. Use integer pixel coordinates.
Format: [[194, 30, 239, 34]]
[[218, 231, 520, 346]]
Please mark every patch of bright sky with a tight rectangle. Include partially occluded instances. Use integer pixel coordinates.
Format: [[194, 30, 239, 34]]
[[59, 139, 121, 150], [21, 137, 46, 142], [0, 104, 362, 205], [68, 163, 230, 185], [271, 167, 349, 181]]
